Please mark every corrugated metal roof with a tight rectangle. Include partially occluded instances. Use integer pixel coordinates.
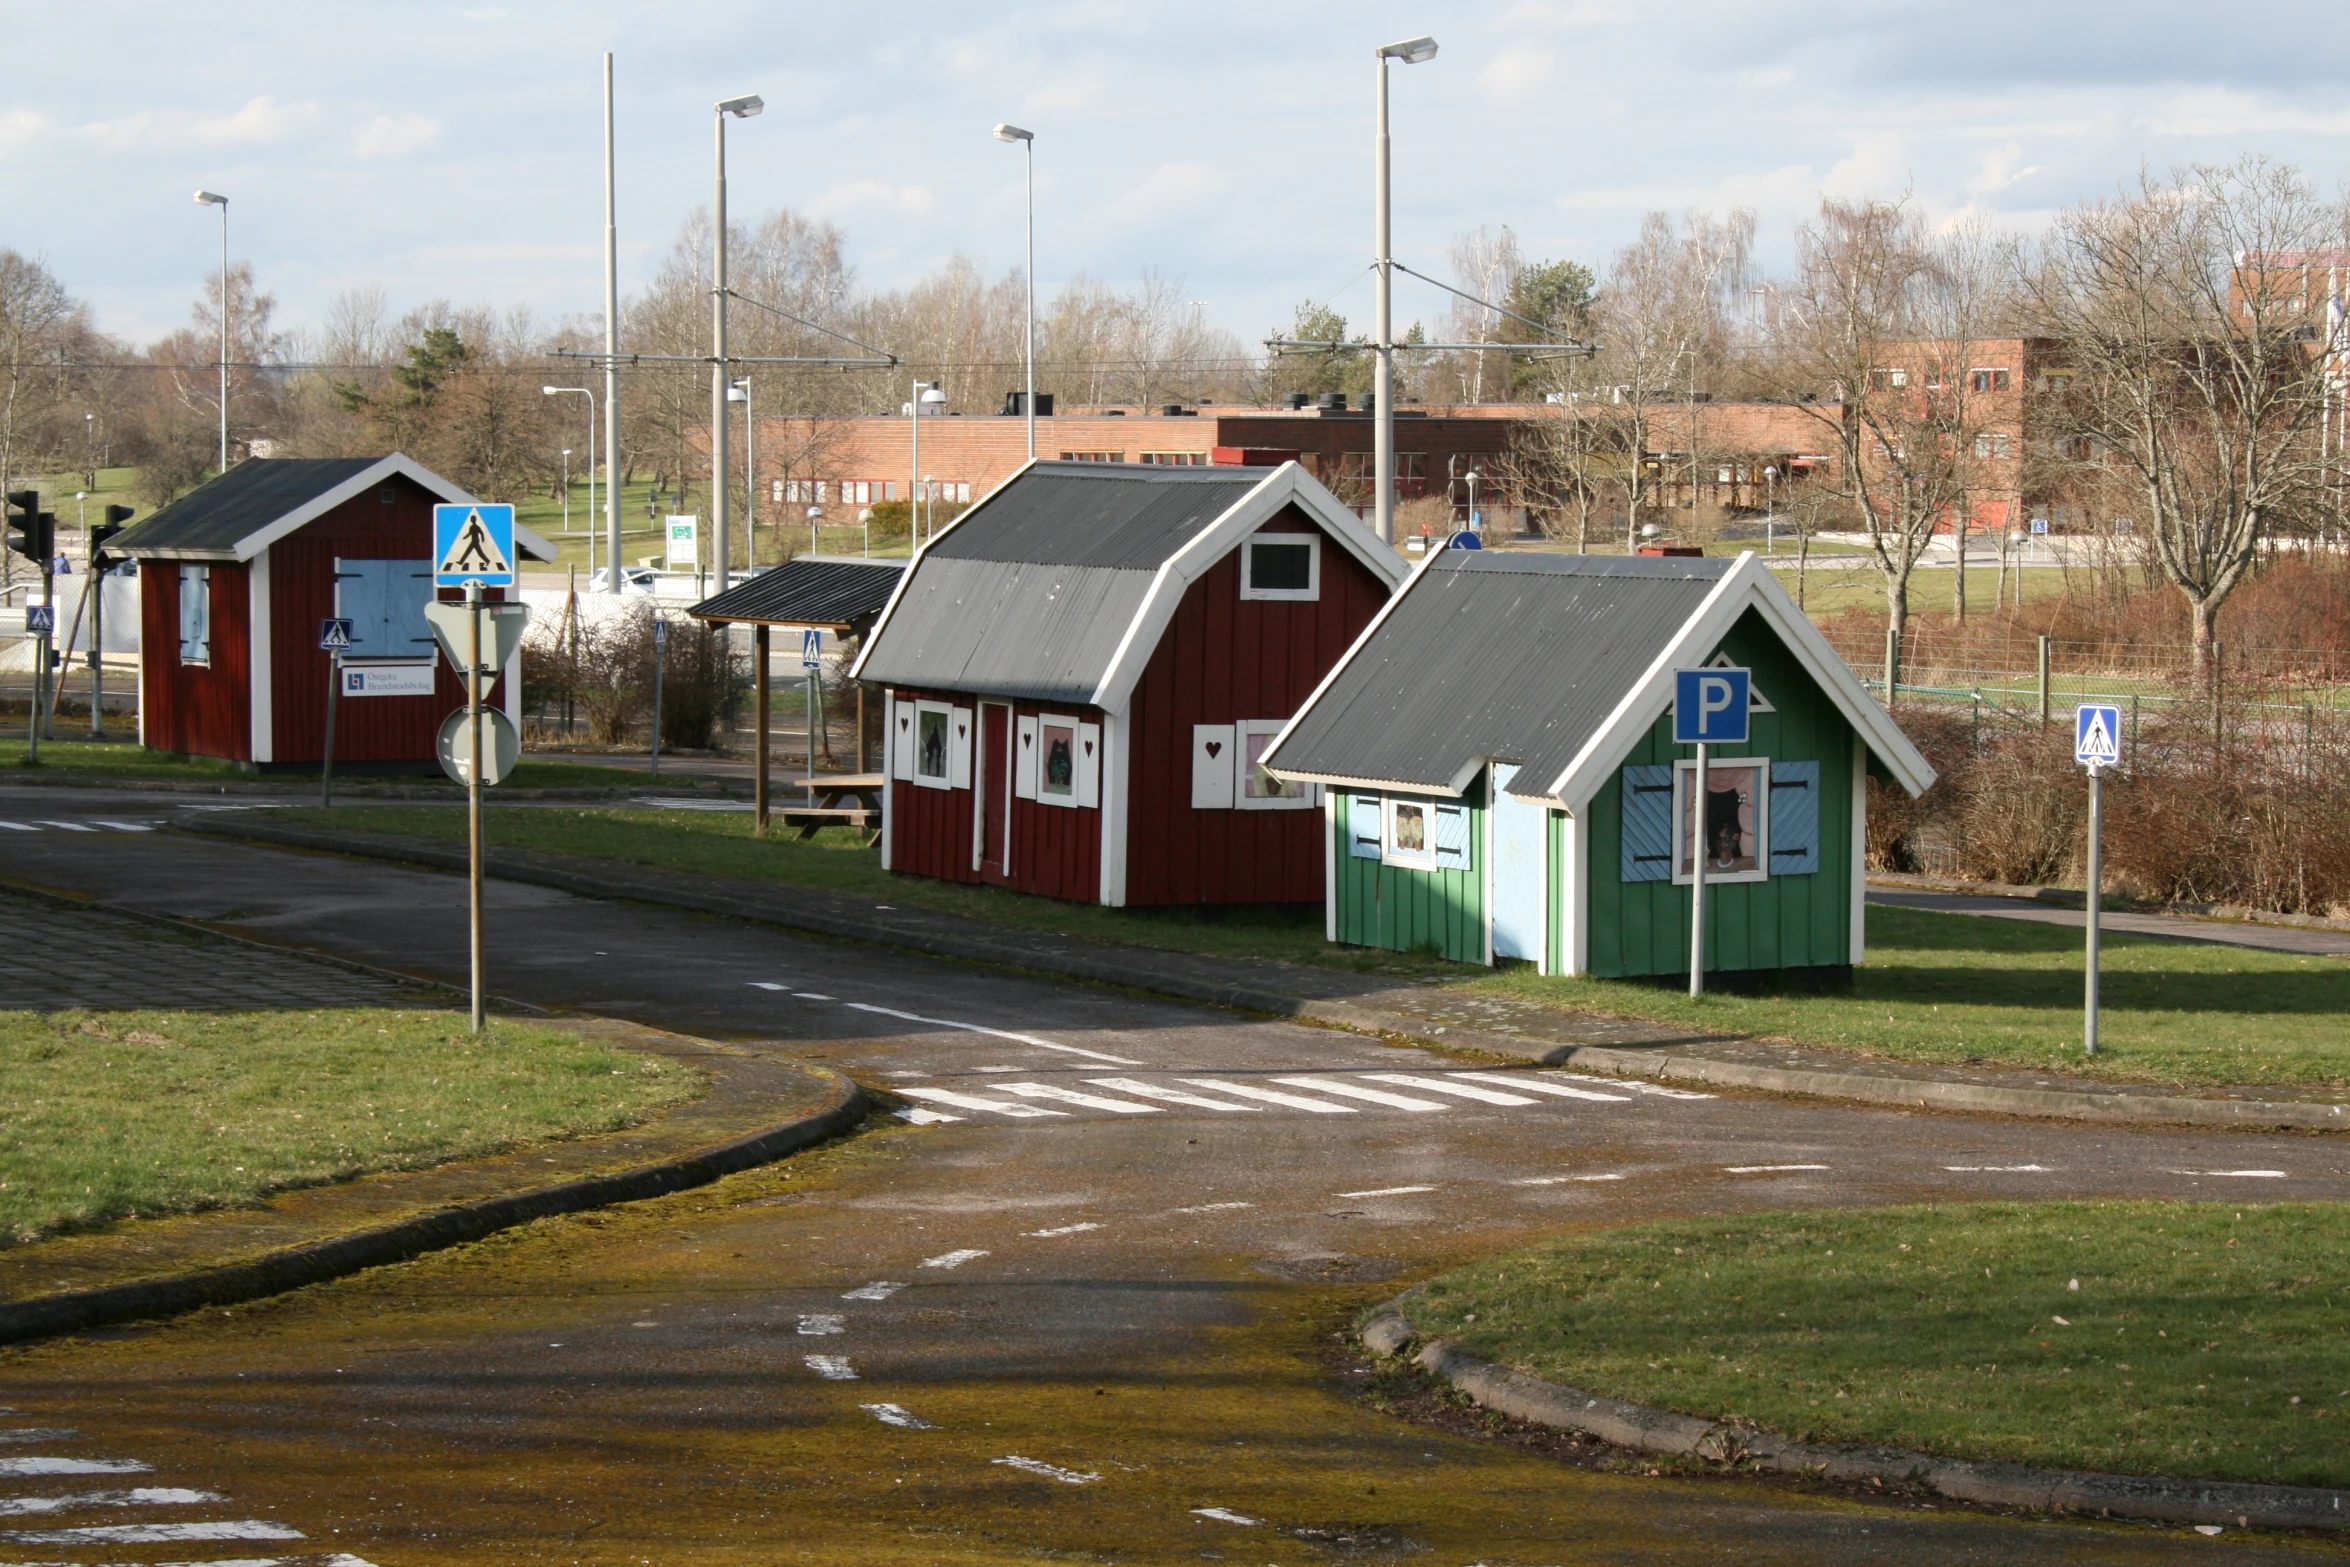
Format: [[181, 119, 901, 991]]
[[928, 461, 1268, 570], [689, 555, 904, 628], [112, 458, 380, 556], [854, 556, 1154, 705], [1268, 551, 1732, 794]]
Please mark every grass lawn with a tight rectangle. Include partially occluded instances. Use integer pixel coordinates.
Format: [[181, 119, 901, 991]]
[[0, 739, 661, 791], [1468, 903, 2350, 1089], [1400, 1201, 2350, 1488], [0, 1007, 702, 1244]]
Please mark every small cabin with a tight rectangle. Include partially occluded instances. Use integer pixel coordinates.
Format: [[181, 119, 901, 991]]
[[111, 454, 553, 771], [852, 460, 1409, 906], [1263, 551, 1934, 980]]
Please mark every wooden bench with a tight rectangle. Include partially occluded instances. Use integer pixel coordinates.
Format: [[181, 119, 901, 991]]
[[769, 805, 881, 846]]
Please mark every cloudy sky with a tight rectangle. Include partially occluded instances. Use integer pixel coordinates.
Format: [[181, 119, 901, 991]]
[[6, 1, 2347, 350]]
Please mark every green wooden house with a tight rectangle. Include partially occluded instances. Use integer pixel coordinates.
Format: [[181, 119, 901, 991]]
[[1262, 550, 1934, 979]]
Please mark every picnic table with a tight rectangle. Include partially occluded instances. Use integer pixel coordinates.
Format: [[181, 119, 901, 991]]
[[772, 771, 885, 844]]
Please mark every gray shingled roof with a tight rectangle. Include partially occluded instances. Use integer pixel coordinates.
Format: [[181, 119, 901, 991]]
[[856, 461, 1275, 703], [112, 458, 380, 557], [1267, 551, 1733, 795], [689, 555, 904, 629]]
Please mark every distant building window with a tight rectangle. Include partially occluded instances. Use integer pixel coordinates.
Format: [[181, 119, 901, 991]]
[[1968, 368, 2012, 392], [1240, 534, 1320, 602], [1973, 433, 2012, 459], [1059, 451, 1123, 463], [177, 565, 210, 666], [1870, 367, 1910, 390], [1139, 451, 1208, 465], [2060, 436, 2093, 461]]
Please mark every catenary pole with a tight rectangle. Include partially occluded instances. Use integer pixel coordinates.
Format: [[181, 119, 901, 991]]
[[1373, 49, 1393, 547], [603, 54, 622, 591], [711, 107, 731, 594]]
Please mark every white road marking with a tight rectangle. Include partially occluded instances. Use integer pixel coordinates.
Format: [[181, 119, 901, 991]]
[[0, 1430, 79, 1444], [1085, 1078, 1261, 1112], [794, 992, 836, 1000], [1, 1520, 305, 1543], [1172, 1201, 1253, 1214], [797, 1314, 846, 1336], [2168, 1169, 2288, 1178], [895, 1107, 963, 1125], [841, 1001, 1142, 1065], [1725, 1164, 1830, 1174], [0, 1458, 151, 1476], [805, 1355, 859, 1381], [0, 1488, 223, 1516], [842, 1281, 909, 1301], [1944, 1164, 2050, 1173], [896, 1087, 1066, 1118], [90, 821, 154, 832], [992, 1082, 1161, 1115], [1192, 1506, 1260, 1525], [1360, 1072, 1536, 1106], [923, 1249, 990, 1269], [1271, 1076, 1447, 1112], [0, 821, 36, 832], [748, 981, 790, 991], [992, 1455, 1101, 1484], [1335, 1185, 1437, 1198], [1605, 1078, 1716, 1100], [861, 1403, 937, 1430], [1453, 1072, 1631, 1103], [1026, 1222, 1103, 1237], [1514, 1173, 1626, 1184], [33, 821, 95, 833], [1176, 1078, 1355, 1114]]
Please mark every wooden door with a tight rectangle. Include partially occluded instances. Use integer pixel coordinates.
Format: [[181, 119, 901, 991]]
[[977, 701, 1012, 883]]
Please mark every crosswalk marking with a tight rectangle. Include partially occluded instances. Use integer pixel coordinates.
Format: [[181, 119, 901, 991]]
[[1725, 1163, 1829, 1174], [33, 821, 95, 833], [89, 821, 154, 832], [897, 1087, 1065, 1118], [0, 821, 36, 831], [1084, 1077, 1262, 1112], [840, 1000, 1142, 1065], [923, 1249, 989, 1269], [896, 1107, 963, 1125], [0, 1487, 223, 1517], [862, 1402, 936, 1429], [0, 1458, 149, 1476], [1177, 1078, 1356, 1114], [993, 1082, 1162, 1114], [0, 819, 155, 834], [805, 1355, 859, 1381], [1454, 1072, 1631, 1102], [1361, 1072, 1537, 1106], [1269, 1075, 1447, 1111], [842, 1281, 908, 1301], [1, 1518, 305, 1543]]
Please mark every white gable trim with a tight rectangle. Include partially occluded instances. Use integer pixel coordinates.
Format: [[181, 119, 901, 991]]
[[1536, 552, 1936, 811], [231, 456, 446, 561]]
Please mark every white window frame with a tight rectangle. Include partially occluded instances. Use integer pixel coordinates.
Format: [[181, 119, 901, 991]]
[[1671, 755, 1771, 886], [177, 565, 211, 666], [1382, 795, 1437, 871], [913, 699, 954, 790], [1035, 712, 1083, 808], [1240, 533, 1321, 602], [1235, 719, 1316, 810]]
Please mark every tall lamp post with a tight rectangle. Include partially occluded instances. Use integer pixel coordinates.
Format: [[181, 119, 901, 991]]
[[1372, 37, 1438, 547], [192, 190, 230, 471], [729, 378, 755, 568], [710, 92, 764, 594], [992, 124, 1036, 461], [542, 384, 597, 575], [1762, 464, 1778, 554]]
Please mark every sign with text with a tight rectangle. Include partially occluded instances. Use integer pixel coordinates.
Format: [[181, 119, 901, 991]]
[[665, 514, 699, 569], [342, 661, 436, 697], [1673, 667, 1751, 745]]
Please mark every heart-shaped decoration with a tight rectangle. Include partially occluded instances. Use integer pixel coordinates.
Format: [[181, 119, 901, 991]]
[[957, 723, 967, 737], [1083, 740, 1095, 757], [1022, 733, 1033, 749], [1205, 741, 1222, 758]]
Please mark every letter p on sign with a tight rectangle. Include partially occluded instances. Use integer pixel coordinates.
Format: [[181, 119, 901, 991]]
[[1674, 667, 1751, 745]]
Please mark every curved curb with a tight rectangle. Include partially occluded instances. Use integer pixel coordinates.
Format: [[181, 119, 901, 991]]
[[1363, 1308, 2350, 1532], [0, 1069, 866, 1348]]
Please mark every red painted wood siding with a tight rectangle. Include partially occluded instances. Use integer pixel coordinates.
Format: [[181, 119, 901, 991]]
[[140, 560, 251, 761], [886, 686, 1101, 902], [1123, 507, 1391, 905]]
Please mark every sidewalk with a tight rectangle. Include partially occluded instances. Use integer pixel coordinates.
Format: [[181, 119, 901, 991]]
[[1868, 883, 2350, 958], [179, 816, 2350, 1135]]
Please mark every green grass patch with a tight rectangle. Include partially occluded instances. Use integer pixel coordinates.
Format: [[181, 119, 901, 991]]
[[0, 1007, 702, 1244], [281, 804, 1432, 974], [0, 739, 656, 790], [1467, 903, 2350, 1088], [1403, 1201, 2350, 1488]]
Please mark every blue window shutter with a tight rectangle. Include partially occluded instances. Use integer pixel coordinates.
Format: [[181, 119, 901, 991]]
[[1349, 794, 1382, 859], [1620, 765, 1673, 882], [1769, 760, 1821, 875], [393, 562, 435, 653], [337, 560, 387, 656], [1434, 800, 1471, 870]]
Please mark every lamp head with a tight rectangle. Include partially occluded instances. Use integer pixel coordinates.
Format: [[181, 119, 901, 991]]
[[727, 384, 748, 403], [541, 385, 562, 395], [1377, 36, 1439, 64], [718, 94, 764, 118], [805, 506, 823, 520], [193, 189, 227, 207], [993, 123, 1033, 143]]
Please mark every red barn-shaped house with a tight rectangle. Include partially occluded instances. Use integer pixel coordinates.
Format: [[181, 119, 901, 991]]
[[112, 455, 554, 771], [852, 460, 1407, 905]]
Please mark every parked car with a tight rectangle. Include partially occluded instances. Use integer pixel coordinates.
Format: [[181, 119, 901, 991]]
[[588, 565, 659, 595]]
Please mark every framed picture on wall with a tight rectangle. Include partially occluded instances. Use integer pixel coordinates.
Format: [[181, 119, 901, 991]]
[[1038, 717, 1078, 803], [1672, 757, 1769, 884]]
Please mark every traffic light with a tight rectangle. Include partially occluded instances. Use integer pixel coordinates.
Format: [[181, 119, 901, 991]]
[[91, 504, 133, 571], [5, 490, 49, 564]]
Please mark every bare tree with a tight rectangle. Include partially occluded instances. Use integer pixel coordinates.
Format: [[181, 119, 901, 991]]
[[2017, 157, 2350, 675], [0, 251, 88, 585]]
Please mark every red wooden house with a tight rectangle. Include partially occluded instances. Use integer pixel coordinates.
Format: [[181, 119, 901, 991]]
[[852, 460, 1407, 905], [112, 455, 553, 771]]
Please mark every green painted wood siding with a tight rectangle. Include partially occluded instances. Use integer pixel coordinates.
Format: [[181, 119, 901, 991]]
[[1333, 776, 1488, 964], [1581, 609, 1857, 978]]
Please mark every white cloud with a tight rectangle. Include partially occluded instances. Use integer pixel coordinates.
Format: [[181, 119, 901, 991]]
[[1480, 46, 1555, 101], [194, 95, 320, 146], [2138, 87, 2350, 138], [1101, 160, 1221, 225], [0, 109, 49, 156], [354, 113, 441, 160], [812, 180, 937, 216]]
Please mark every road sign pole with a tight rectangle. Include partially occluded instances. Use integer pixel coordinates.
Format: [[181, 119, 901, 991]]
[[87, 563, 103, 738], [467, 579, 486, 1035], [754, 625, 770, 836], [39, 562, 54, 744], [2084, 762, 2103, 1058], [322, 651, 339, 808], [1689, 740, 1707, 1000], [651, 618, 667, 780]]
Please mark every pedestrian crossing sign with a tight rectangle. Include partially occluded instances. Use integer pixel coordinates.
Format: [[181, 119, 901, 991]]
[[2075, 703, 2121, 769], [318, 616, 354, 652], [433, 504, 516, 588]]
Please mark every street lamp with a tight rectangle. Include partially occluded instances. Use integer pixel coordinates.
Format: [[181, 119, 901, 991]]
[[806, 504, 823, 556], [1372, 37, 1437, 547], [193, 190, 229, 472], [711, 92, 764, 594], [1762, 464, 1778, 554], [729, 378, 756, 569], [993, 123, 1036, 462], [560, 450, 572, 535], [542, 385, 597, 575], [1465, 467, 1483, 535]]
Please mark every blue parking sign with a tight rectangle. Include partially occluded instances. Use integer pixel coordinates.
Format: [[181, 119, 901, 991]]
[[1674, 667, 1750, 745]]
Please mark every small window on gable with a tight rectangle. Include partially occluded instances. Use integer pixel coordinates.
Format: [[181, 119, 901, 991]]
[[1241, 534, 1319, 601]]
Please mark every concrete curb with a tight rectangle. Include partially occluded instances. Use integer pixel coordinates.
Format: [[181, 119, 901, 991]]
[[1363, 1309, 2350, 1532], [0, 1060, 866, 1348], [177, 817, 2350, 1135]]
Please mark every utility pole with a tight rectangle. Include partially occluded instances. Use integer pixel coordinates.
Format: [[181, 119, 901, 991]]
[[603, 54, 623, 593], [1372, 38, 1438, 547]]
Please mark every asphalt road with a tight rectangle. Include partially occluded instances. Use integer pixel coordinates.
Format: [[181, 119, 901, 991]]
[[4, 785, 2345, 1565]]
